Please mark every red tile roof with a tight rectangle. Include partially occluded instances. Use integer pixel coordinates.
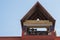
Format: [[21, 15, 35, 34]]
[[0, 37, 21, 40], [0, 37, 60, 40]]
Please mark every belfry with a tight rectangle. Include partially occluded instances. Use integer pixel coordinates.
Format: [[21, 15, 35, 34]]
[[0, 1, 60, 40], [21, 2, 56, 40]]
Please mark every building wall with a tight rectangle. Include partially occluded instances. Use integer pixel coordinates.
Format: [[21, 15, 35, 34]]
[[0, 37, 21, 40], [55, 37, 60, 40]]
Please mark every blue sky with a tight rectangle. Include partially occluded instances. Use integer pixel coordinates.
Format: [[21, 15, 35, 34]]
[[0, 0, 60, 37]]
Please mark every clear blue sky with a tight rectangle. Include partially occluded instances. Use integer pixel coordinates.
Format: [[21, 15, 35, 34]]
[[0, 0, 60, 37]]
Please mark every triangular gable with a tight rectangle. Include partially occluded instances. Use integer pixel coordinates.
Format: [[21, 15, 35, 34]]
[[21, 2, 55, 29]]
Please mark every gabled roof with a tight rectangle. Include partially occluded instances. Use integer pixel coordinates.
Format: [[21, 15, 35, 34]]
[[21, 2, 55, 28]]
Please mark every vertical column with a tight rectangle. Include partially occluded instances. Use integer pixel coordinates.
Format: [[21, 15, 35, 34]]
[[22, 26, 27, 36], [47, 27, 49, 32]]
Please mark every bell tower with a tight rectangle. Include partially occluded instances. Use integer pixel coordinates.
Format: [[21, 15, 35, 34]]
[[21, 2, 56, 40]]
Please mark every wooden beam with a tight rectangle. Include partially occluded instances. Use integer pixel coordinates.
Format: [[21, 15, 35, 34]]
[[24, 20, 52, 24], [23, 20, 52, 27]]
